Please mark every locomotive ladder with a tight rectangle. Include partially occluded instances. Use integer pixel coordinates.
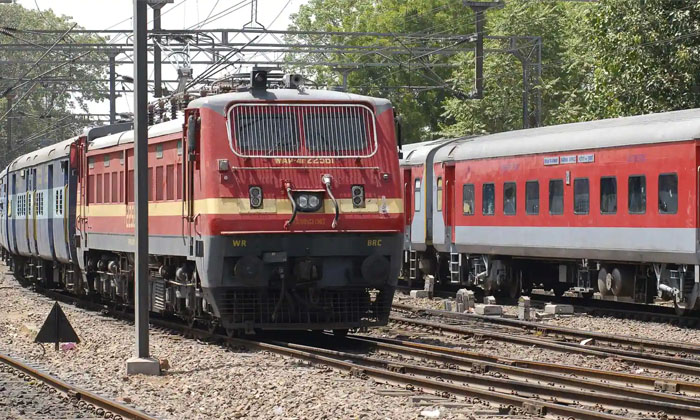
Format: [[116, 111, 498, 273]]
[[449, 252, 460, 284], [409, 250, 418, 281]]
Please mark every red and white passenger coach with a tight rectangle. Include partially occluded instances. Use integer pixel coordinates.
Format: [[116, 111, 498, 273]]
[[402, 109, 700, 314]]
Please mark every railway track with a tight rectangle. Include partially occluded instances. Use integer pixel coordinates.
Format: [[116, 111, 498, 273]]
[[27, 284, 700, 420], [393, 302, 700, 358], [0, 352, 157, 420], [389, 312, 700, 378]]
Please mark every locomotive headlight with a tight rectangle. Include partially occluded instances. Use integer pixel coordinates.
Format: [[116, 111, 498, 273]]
[[294, 192, 323, 212], [249, 186, 263, 209], [308, 195, 320, 209], [351, 185, 365, 208], [297, 195, 309, 209]]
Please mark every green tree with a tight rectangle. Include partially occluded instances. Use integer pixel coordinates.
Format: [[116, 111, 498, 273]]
[[0, 4, 107, 167], [573, 0, 700, 119], [288, 0, 474, 142]]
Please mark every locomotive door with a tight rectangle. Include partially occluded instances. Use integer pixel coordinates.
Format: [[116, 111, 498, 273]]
[[77, 138, 89, 246], [183, 110, 199, 256], [444, 165, 456, 243], [403, 168, 412, 227]]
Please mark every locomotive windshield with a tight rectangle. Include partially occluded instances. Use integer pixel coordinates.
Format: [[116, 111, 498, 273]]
[[228, 103, 377, 158]]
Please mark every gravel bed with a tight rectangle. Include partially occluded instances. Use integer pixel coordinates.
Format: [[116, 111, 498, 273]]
[[391, 292, 700, 384], [0, 266, 521, 420], [395, 291, 700, 345]]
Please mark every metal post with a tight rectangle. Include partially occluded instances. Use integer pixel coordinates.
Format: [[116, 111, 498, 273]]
[[473, 8, 484, 99], [152, 6, 162, 97], [464, 2, 503, 99], [126, 0, 160, 376], [5, 95, 11, 153], [108, 52, 117, 125]]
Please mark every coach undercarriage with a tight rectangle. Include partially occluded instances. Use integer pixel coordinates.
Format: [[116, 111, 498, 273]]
[[403, 249, 700, 314]]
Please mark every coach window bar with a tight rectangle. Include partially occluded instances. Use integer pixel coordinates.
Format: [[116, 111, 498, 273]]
[[658, 173, 678, 214], [573, 178, 589, 215], [526, 181, 539, 215], [628, 175, 646, 214], [549, 179, 564, 215], [600, 176, 617, 214]]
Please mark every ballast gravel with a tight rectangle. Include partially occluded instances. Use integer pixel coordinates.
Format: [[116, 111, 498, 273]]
[[0, 266, 514, 420]]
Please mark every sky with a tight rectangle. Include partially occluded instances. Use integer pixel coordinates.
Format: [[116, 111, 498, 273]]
[[16, 0, 308, 117]]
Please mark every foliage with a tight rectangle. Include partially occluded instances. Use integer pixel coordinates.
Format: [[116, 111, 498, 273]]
[[0, 4, 107, 167], [289, 0, 700, 140]]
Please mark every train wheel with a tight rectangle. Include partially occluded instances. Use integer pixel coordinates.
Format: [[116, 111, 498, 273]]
[[505, 271, 522, 300], [610, 267, 634, 297], [332, 329, 349, 337], [597, 268, 612, 296], [675, 283, 700, 316]]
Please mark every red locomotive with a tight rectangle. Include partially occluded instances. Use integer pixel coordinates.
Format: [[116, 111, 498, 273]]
[[402, 109, 700, 314], [1, 71, 404, 335]]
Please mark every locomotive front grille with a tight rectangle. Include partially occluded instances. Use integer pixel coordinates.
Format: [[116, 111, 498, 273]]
[[213, 288, 392, 327], [227, 103, 378, 159]]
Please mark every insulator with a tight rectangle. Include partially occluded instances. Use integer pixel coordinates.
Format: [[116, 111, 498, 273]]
[[170, 99, 178, 120], [147, 104, 155, 126]]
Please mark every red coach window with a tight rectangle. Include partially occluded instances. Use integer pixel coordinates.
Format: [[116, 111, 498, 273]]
[[600, 177, 617, 214], [463, 184, 474, 215], [525, 181, 539, 215], [574, 178, 589, 215], [628, 175, 646, 214], [658, 173, 678, 214], [482, 183, 495, 215], [503, 182, 516, 215], [549, 179, 564, 215]]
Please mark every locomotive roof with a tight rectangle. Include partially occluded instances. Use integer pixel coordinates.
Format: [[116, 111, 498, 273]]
[[8, 136, 78, 172], [188, 88, 393, 116], [435, 108, 700, 163], [89, 118, 183, 151], [400, 138, 461, 166]]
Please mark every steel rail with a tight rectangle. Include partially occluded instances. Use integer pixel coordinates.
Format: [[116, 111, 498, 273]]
[[348, 335, 700, 404], [390, 315, 700, 377], [264, 338, 700, 418], [0, 352, 158, 420], [393, 302, 700, 356]]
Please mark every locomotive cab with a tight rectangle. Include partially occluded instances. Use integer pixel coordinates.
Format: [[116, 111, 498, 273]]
[[184, 75, 404, 332]]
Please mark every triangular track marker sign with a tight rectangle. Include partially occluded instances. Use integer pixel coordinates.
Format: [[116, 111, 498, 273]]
[[35, 302, 80, 351]]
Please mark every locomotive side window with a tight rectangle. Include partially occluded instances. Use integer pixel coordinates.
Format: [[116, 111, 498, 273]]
[[600, 176, 617, 214], [573, 178, 589, 215], [628, 175, 646, 214], [463, 184, 475, 215], [503, 182, 516, 215], [549, 179, 564, 215], [96, 174, 103, 204], [436, 178, 443, 212], [127, 170, 134, 203], [526, 181, 539, 215], [658, 173, 678, 214], [414, 178, 421, 212], [482, 183, 495, 215]]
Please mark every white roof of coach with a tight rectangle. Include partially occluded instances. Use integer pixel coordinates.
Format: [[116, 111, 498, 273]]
[[400, 138, 459, 166], [89, 118, 183, 150], [437, 108, 700, 163], [9, 137, 78, 172]]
